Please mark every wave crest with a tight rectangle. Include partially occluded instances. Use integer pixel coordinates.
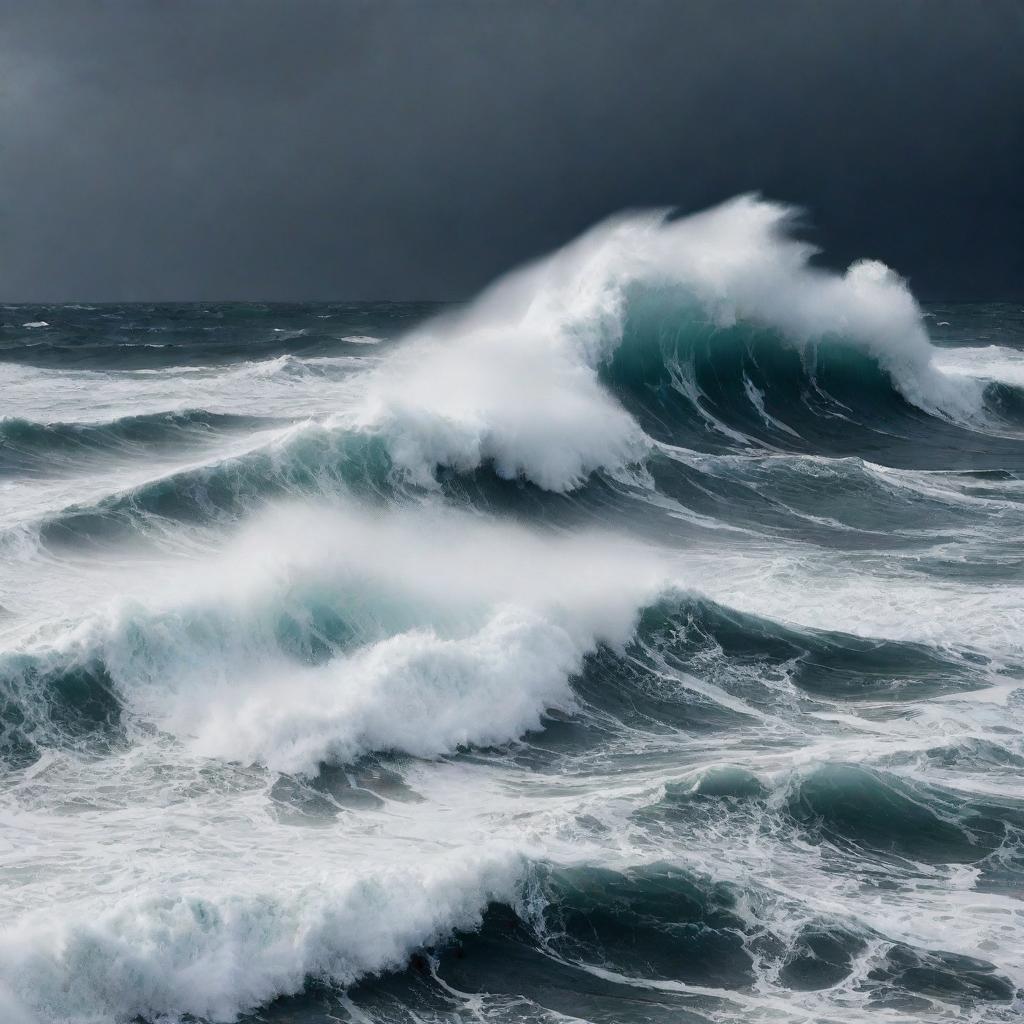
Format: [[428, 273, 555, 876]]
[[351, 195, 984, 491]]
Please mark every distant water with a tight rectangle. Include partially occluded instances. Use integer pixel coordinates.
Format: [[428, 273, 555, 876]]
[[1, 198, 1022, 1024]]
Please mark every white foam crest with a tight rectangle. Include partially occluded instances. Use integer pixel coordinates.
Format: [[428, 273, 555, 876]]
[[687, 542, 1024, 654], [0, 846, 523, 1024], [185, 607, 585, 774], [352, 195, 979, 491], [0, 351, 366, 425], [934, 344, 1024, 388], [31, 502, 667, 774]]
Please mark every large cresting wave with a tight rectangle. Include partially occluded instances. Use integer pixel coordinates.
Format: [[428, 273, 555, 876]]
[[349, 195, 992, 491]]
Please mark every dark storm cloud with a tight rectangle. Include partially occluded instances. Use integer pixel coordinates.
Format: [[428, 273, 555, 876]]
[[1, 0, 1022, 301]]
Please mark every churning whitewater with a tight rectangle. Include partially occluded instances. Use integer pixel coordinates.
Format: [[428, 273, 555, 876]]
[[1, 196, 1023, 1024]]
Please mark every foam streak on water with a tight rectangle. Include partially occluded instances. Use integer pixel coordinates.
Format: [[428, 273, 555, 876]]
[[1, 200, 1023, 1024]]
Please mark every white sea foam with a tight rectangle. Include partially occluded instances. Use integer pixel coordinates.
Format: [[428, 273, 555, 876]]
[[934, 344, 1024, 388]]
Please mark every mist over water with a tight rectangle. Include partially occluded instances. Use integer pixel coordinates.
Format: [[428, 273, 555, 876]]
[[1, 198, 1023, 1024]]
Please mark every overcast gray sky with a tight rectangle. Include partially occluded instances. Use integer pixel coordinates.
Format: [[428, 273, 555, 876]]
[[1, 0, 1022, 301]]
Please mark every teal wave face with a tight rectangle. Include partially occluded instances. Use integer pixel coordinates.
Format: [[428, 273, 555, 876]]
[[605, 288, 1024, 470], [786, 763, 1014, 865], [636, 760, 1023, 869]]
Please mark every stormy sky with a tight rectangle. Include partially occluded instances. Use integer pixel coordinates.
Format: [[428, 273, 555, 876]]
[[1, 0, 1022, 302]]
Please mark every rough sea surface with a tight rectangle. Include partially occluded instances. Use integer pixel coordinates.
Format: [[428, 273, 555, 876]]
[[1, 198, 1022, 1024]]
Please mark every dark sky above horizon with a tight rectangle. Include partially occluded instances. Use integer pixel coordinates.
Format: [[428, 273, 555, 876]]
[[2, 0, 1022, 302]]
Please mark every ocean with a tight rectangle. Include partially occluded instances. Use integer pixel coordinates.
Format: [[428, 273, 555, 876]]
[[0, 197, 1022, 1024]]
